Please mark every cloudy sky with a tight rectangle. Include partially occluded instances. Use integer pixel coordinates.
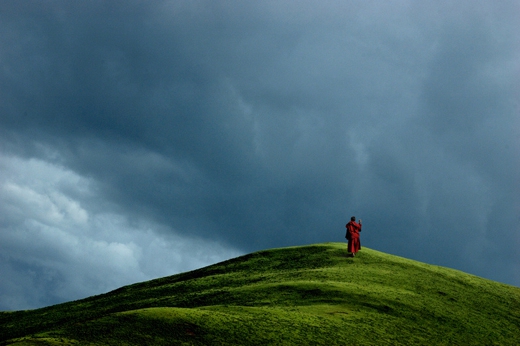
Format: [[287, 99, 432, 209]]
[[1, 0, 519, 310]]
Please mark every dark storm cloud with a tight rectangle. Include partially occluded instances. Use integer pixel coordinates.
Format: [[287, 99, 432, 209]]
[[1, 1, 519, 309]]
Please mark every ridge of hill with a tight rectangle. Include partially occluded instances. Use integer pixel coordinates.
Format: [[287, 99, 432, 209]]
[[1, 242, 519, 345]]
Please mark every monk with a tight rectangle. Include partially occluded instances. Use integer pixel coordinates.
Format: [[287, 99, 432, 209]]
[[345, 216, 362, 257]]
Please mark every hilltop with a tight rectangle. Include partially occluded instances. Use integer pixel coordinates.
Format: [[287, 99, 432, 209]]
[[1, 243, 519, 345]]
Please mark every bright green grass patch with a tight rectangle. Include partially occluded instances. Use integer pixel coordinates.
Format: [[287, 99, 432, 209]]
[[2, 243, 519, 345]]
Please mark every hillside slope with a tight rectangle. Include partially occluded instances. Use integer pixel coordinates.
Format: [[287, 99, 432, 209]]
[[1, 243, 519, 345]]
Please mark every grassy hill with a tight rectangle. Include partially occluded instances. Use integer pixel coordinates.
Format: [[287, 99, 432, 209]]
[[1, 242, 519, 345]]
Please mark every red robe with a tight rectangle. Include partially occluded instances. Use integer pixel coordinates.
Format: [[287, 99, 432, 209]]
[[346, 221, 362, 254]]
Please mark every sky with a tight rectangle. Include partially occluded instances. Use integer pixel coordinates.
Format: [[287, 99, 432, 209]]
[[1, 0, 519, 310]]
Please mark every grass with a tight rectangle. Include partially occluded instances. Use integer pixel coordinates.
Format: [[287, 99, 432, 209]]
[[1, 242, 519, 345]]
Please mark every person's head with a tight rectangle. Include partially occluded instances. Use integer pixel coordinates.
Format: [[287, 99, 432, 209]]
[[351, 216, 356, 221]]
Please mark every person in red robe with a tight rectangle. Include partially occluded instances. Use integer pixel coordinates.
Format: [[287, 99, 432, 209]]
[[345, 216, 362, 257]]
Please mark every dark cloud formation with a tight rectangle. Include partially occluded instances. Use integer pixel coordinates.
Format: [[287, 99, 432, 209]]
[[1, 1, 519, 310]]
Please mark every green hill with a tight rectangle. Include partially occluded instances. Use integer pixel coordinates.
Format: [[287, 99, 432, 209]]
[[1, 243, 519, 345]]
